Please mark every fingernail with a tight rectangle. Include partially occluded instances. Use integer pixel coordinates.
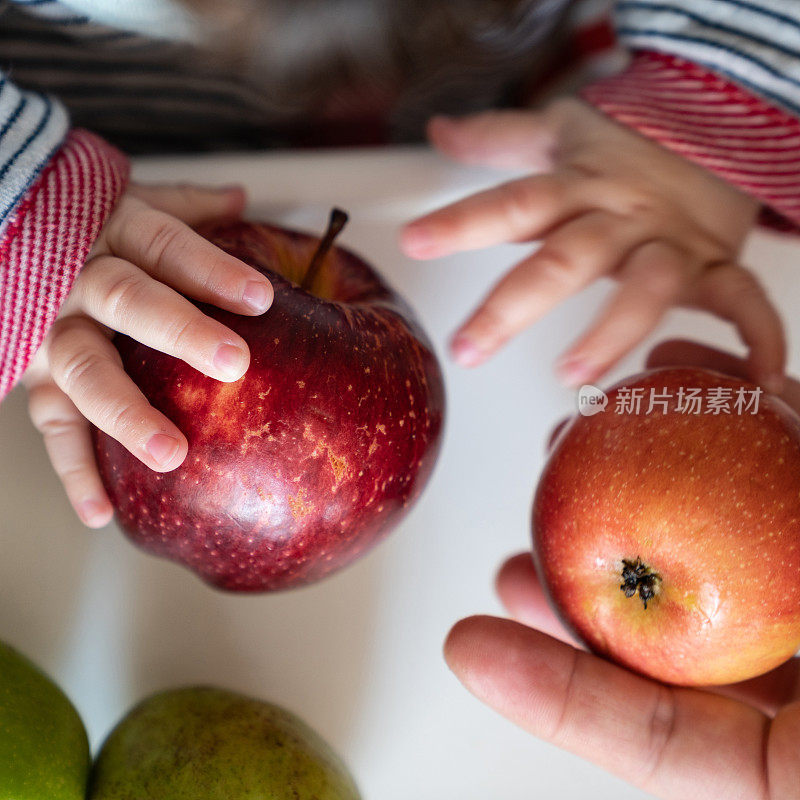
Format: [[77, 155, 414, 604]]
[[401, 226, 438, 259], [213, 343, 248, 381], [450, 333, 485, 367], [146, 433, 181, 467], [556, 356, 594, 388], [242, 280, 272, 313], [79, 499, 110, 527]]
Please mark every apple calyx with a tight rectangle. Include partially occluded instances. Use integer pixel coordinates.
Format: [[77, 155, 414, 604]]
[[620, 558, 661, 609], [300, 208, 349, 293]]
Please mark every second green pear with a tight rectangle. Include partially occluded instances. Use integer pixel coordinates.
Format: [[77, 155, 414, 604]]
[[89, 686, 360, 799]]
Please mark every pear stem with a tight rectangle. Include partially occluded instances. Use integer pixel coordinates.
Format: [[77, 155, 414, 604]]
[[300, 208, 349, 292]]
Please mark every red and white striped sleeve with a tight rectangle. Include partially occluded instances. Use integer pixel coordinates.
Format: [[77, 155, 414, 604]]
[[579, 0, 800, 231], [0, 129, 129, 401]]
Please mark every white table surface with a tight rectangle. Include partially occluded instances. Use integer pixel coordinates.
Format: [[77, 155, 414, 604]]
[[2, 147, 799, 800]]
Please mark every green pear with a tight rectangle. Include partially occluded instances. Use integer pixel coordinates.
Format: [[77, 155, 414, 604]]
[[89, 686, 361, 799], [0, 640, 89, 800]]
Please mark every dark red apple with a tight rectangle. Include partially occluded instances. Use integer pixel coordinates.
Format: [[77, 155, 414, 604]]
[[533, 367, 800, 686], [93, 211, 445, 591]]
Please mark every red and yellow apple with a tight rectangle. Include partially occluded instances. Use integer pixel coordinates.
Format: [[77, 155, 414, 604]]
[[533, 367, 800, 686], [93, 211, 445, 591]]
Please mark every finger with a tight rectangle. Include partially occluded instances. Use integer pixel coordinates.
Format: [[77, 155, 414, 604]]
[[127, 182, 246, 225], [75, 255, 250, 383], [102, 196, 273, 316], [646, 339, 751, 378], [714, 659, 800, 717], [645, 340, 800, 413], [690, 264, 786, 395], [556, 240, 688, 386], [47, 316, 187, 472], [26, 380, 113, 528], [448, 212, 642, 366], [426, 110, 558, 171], [400, 173, 583, 259], [768, 703, 800, 799], [444, 616, 769, 800], [496, 552, 800, 716], [495, 553, 579, 646], [498, 549, 800, 715]]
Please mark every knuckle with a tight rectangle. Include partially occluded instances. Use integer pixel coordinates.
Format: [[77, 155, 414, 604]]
[[54, 348, 104, 395], [100, 270, 148, 321], [37, 414, 80, 439], [567, 222, 608, 257], [98, 394, 153, 442], [536, 248, 580, 289], [47, 320, 116, 395], [142, 213, 185, 274], [198, 257, 231, 295], [639, 685, 676, 786], [619, 189, 660, 219], [164, 313, 203, 354], [104, 401, 143, 436], [641, 258, 685, 299], [629, 198, 659, 219], [26, 385, 72, 433], [549, 649, 580, 744], [53, 460, 91, 484], [496, 180, 546, 229], [599, 182, 666, 221]]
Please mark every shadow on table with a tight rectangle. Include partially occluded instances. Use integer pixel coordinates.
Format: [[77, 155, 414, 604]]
[[125, 543, 381, 751], [0, 384, 381, 754], [0, 388, 93, 675]]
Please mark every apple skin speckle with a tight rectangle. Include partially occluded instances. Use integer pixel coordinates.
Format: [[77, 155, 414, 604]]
[[93, 221, 445, 592], [533, 367, 800, 686]]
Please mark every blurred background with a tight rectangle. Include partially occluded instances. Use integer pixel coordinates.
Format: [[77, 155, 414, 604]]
[[1, 146, 798, 799]]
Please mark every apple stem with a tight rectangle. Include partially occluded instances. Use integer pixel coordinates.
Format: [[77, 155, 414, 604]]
[[620, 557, 661, 609], [300, 208, 349, 292]]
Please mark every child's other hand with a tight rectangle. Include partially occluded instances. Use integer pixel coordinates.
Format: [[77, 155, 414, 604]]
[[401, 99, 784, 391], [22, 183, 273, 527]]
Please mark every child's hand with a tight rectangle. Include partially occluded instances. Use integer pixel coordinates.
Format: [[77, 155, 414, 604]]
[[22, 183, 274, 527], [401, 98, 784, 391]]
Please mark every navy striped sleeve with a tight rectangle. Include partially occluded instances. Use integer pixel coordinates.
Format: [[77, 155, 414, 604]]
[[0, 74, 68, 240], [614, 0, 800, 115]]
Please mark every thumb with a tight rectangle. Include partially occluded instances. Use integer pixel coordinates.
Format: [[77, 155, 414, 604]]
[[127, 183, 246, 226], [427, 110, 557, 171]]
